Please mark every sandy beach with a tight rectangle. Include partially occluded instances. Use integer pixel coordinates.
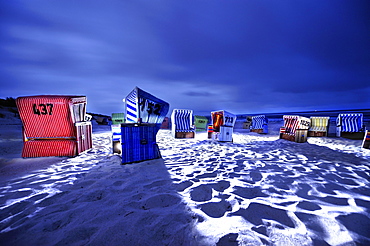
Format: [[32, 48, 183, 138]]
[[0, 111, 369, 245]]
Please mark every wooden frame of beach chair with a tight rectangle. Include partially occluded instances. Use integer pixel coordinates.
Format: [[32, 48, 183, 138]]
[[211, 110, 236, 142], [171, 109, 195, 138], [16, 95, 92, 158], [336, 113, 365, 140], [308, 116, 330, 137], [280, 115, 310, 143]]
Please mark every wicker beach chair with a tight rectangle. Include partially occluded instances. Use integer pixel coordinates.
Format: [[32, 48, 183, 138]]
[[171, 109, 195, 138]]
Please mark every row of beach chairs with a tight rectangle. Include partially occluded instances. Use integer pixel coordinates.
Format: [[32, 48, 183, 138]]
[[15, 89, 369, 163]]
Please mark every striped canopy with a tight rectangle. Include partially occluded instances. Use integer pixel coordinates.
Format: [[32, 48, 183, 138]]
[[251, 115, 268, 130], [309, 117, 330, 132], [337, 113, 363, 132], [16, 95, 87, 139], [124, 87, 169, 125], [283, 115, 310, 135], [171, 109, 194, 132]]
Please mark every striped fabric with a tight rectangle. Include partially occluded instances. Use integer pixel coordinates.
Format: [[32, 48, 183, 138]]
[[337, 113, 363, 132], [309, 117, 330, 132], [16, 96, 87, 138], [120, 123, 160, 164], [124, 87, 169, 125], [283, 115, 310, 135], [22, 140, 77, 158], [111, 124, 121, 142], [125, 89, 138, 123], [171, 109, 194, 132], [16, 95, 92, 157], [251, 115, 267, 130]]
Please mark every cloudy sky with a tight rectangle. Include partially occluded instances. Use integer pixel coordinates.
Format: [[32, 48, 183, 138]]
[[1, 1, 369, 116]]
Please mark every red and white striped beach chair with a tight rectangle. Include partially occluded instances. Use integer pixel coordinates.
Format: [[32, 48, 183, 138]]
[[16, 95, 92, 158], [280, 115, 310, 142]]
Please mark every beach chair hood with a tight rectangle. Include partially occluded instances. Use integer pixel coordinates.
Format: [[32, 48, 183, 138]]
[[16, 95, 87, 139], [124, 87, 169, 125]]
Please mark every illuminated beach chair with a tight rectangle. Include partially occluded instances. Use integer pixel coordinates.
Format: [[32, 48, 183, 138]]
[[211, 110, 236, 142], [16, 95, 92, 158], [120, 87, 169, 164], [194, 115, 208, 132], [280, 115, 310, 143], [336, 113, 365, 139], [362, 130, 370, 149], [308, 116, 330, 137], [171, 109, 195, 138], [251, 115, 268, 134]]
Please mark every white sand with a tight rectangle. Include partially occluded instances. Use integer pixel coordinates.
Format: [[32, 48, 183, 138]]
[[0, 110, 369, 245]]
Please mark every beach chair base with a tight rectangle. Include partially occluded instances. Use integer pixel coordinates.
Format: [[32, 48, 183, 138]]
[[280, 130, 308, 143], [339, 132, 365, 140], [251, 128, 268, 134], [280, 133, 295, 142], [251, 129, 263, 133], [174, 131, 195, 138], [22, 140, 79, 158], [308, 131, 327, 137], [120, 123, 161, 164]]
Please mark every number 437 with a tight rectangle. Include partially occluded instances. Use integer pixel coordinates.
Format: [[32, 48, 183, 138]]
[[33, 104, 53, 115]]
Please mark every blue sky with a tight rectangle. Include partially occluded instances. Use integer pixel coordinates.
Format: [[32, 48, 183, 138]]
[[1, 0, 369, 116]]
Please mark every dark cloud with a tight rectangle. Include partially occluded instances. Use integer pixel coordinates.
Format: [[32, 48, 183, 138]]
[[0, 0, 369, 115], [183, 91, 215, 97]]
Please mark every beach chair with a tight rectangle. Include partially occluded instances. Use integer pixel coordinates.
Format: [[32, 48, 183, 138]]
[[362, 130, 370, 149], [16, 95, 92, 158], [280, 115, 310, 143], [194, 115, 208, 132], [112, 113, 125, 125], [211, 110, 236, 142], [120, 87, 169, 164], [308, 116, 330, 137], [336, 113, 365, 139], [243, 116, 252, 129], [251, 115, 268, 134], [171, 109, 195, 138]]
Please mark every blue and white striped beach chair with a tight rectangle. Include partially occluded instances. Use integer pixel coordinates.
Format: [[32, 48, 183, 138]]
[[125, 87, 169, 125], [171, 109, 195, 138], [251, 115, 268, 134], [117, 87, 169, 163], [336, 113, 365, 139]]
